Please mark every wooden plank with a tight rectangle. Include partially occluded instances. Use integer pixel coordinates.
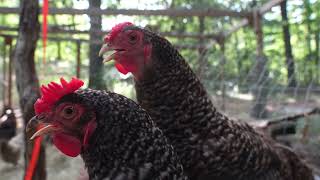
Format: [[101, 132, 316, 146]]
[[0, 7, 250, 18]]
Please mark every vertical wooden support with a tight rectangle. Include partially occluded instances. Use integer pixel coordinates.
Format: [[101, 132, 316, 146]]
[[197, 16, 206, 79], [219, 41, 226, 111], [88, 0, 106, 90], [76, 40, 81, 78], [2, 36, 12, 107], [250, 9, 269, 119], [57, 42, 61, 60], [254, 10, 263, 56], [7, 37, 12, 107], [2, 38, 7, 106]]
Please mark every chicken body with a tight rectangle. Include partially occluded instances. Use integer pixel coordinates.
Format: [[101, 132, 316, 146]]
[[77, 90, 187, 180], [135, 30, 313, 180], [0, 106, 19, 165], [27, 78, 188, 180], [134, 29, 314, 180], [100, 23, 314, 180]]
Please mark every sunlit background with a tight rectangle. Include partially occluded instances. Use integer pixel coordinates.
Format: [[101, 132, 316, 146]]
[[0, 0, 320, 179]]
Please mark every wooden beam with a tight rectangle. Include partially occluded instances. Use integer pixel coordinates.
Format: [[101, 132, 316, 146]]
[[223, 0, 284, 39], [0, 7, 250, 18], [160, 32, 220, 40], [0, 25, 221, 40], [250, 107, 320, 128], [0, 33, 202, 49], [0, 1, 283, 46], [259, 0, 284, 14], [0, 33, 88, 42], [224, 19, 249, 38]]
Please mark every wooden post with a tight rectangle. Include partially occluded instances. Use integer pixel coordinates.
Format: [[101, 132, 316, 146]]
[[250, 9, 269, 119], [219, 41, 226, 111], [88, 0, 106, 90], [254, 10, 263, 56], [57, 42, 61, 60], [76, 40, 81, 78], [196, 16, 206, 79], [6, 37, 12, 107], [2, 38, 7, 106]]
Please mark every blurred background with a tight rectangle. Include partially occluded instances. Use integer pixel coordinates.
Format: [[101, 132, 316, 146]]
[[0, 0, 319, 179]]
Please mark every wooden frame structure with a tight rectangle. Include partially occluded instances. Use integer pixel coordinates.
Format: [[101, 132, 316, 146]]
[[0, 0, 285, 116], [0, 7, 250, 17], [0, 1, 293, 179], [0, 0, 284, 44]]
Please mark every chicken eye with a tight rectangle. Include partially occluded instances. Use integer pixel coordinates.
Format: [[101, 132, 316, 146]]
[[63, 106, 75, 119], [128, 33, 138, 44]]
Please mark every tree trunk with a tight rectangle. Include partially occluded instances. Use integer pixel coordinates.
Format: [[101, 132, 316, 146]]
[[280, 0, 297, 88], [88, 0, 106, 90], [13, 0, 46, 179]]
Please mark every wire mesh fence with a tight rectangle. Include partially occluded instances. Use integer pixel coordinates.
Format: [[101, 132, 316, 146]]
[[190, 43, 320, 120]]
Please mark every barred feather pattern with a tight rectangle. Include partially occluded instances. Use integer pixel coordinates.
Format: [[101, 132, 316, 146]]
[[134, 29, 314, 180], [59, 89, 188, 180]]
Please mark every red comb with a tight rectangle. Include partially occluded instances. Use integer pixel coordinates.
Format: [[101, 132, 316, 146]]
[[34, 77, 84, 115], [104, 22, 134, 42]]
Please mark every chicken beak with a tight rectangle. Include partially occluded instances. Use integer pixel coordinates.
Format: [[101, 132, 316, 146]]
[[26, 115, 61, 140], [98, 44, 116, 63]]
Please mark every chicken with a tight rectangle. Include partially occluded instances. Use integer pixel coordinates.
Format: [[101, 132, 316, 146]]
[[99, 22, 314, 180], [26, 77, 188, 180], [0, 106, 16, 141], [0, 133, 22, 166], [0, 106, 20, 165]]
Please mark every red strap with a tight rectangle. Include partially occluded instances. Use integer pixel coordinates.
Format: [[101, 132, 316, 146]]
[[42, 0, 48, 64], [24, 135, 42, 180]]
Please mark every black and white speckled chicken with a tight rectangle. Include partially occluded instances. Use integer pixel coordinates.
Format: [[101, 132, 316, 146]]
[[26, 77, 188, 180], [0, 106, 20, 165], [99, 22, 314, 180]]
